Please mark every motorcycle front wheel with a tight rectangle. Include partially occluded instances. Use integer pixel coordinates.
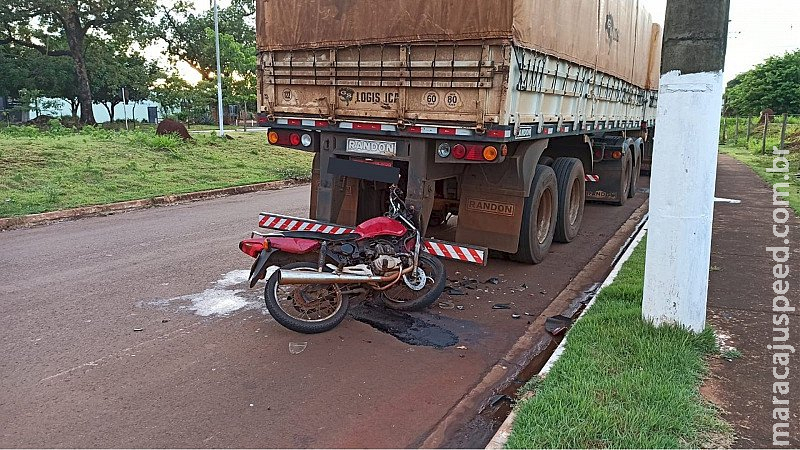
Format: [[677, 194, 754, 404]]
[[382, 253, 446, 311], [264, 263, 350, 334]]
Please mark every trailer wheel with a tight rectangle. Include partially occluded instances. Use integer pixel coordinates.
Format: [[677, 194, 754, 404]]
[[552, 157, 585, 243], [627, 149, 641, 199], [511, 164, 558, 264], [614, 151, 632, 206]]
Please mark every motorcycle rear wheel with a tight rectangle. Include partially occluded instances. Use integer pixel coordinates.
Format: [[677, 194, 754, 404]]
[[381, 253, 446, 311], [265, 263, 350, 334]]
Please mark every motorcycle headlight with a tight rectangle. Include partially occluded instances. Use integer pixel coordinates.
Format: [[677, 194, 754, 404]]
[[437, 143, 451, 158]]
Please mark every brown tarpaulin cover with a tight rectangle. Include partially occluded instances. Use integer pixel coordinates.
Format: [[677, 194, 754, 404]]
[[257, 0, 660, 88]]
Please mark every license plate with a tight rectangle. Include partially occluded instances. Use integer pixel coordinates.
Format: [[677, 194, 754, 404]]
[[346, 138, 397, 157]]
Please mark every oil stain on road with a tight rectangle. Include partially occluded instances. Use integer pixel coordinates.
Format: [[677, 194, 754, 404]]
[[349, 302, 460, 348]]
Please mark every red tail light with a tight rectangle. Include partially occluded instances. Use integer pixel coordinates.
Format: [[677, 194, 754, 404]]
[[239, 238, 267, 258], [452, 144, 467, 159], [289, 133, 301, 146], [464, 144, 484, 161]]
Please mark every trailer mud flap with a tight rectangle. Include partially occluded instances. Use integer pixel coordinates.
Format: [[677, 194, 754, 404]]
[[455, 188, 525, 254], [585, 159, 623, 203]]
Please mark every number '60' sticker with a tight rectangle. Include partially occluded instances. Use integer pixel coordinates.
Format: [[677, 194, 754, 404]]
[[423, 91, 439, 107]]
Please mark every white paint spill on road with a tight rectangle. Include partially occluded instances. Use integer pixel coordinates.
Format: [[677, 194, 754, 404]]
[[215, 269, 250, 287], [188, 288, 251, 316], [149, 269, 267, 317]]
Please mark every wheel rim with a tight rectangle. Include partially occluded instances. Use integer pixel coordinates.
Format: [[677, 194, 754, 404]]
[[273, 270, 343, 322], [536, 187, 554, 245], [568, 177, 582, 226], [383, 258, 436, 304]]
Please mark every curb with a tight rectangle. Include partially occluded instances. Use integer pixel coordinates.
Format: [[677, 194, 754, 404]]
[[485, 216, 650, 449], [0, 179, 308, 231], [418, 199, 650, 449]]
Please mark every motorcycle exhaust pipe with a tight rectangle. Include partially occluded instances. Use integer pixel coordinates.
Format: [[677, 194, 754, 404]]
[[278, 267, 413, 285]]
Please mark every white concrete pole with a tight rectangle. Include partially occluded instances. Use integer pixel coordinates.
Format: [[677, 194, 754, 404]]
[[642, 0, 730, 333], [121, 87, 129, 131], [213, 0, 225, 137]]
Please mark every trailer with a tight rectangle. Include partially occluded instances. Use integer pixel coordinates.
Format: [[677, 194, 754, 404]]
[[255, 0, 662, 264]]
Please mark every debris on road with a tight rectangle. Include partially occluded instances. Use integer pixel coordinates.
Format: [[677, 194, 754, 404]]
[[544, 315, 573, 335], [444, 286, 466, 296], [133, 328, 144, 332], [492, 303, 512, 310], [484, 277, 499, 285], [289, 342, 307, 354], [512, 314, 521, 319]]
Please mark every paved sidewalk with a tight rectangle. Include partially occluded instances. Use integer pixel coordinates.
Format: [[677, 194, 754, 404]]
[[707, 155, 799, 447]]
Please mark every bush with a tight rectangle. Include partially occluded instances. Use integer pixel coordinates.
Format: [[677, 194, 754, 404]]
[[0, 125, 44, 138]]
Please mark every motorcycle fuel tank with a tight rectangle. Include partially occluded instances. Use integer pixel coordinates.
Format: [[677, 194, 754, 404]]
[[355, 217, 407, 238]]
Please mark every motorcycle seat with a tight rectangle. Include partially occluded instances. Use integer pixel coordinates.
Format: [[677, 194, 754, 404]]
[[277, 231, 360, 242]]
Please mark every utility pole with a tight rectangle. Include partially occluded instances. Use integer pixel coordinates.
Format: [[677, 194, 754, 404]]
[[213, 0, 225, 137], [642, 0, 730, 333]]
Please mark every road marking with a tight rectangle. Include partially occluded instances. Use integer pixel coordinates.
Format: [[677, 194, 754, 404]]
[[40, 321, 206, 383], [714, 197, 741, 204]]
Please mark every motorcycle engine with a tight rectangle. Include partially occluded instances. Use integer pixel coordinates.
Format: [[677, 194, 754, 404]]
[[331, 239, 407, 275], [371, 254, 402, 276], [366, 241, 405, 276]]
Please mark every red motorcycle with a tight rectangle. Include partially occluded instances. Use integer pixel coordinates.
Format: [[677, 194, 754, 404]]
[[239, 186, 446, 333]]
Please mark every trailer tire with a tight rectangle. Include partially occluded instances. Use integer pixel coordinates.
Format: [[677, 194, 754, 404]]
[[614, 151, 632, 206], [627, 149, 641, 199], [511, 164, 558, 264], [552, 157, 585, 243]]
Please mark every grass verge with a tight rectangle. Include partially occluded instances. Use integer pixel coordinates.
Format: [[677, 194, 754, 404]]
[[505, 238, 731, 449], [0, 127, 313, 217], [719, 144, 800, 215]]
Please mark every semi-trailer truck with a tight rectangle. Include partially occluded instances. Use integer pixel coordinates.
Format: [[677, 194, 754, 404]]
[[255, 0, 662, 264]]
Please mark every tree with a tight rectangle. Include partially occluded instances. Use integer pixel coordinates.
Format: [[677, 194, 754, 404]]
[[159, 0, 255, 80], [157, 0, 257, 125], [0, 44, 79, 117], [725, 50, 800, 116], [0, 0, 158, 124], [88, 40, 160, 121], [151, 75, 214, 124]]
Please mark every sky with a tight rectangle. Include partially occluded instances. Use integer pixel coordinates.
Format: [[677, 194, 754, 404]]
[[640, 0, 799, 82], [165, 0, 800, 84]]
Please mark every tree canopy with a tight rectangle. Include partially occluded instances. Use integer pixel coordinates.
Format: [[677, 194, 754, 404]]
[[0, 0, 158, 123], [0, 0, 257, 125], [725, 50, 800, 116]]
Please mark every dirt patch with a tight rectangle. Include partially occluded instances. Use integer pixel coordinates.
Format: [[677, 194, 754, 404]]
[[699, 359, 735, 448]]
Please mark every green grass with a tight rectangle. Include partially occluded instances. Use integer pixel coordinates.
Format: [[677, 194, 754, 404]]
[[0, 127, 313, 217], [718, 144, 800, 216], [506, 239, 731, 449]]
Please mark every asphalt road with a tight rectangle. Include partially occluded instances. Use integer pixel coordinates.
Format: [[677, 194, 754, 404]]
[[0, 183, 647, 448]]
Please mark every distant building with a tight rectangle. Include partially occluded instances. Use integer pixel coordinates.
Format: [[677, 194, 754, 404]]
[[29, 98, 164, 123], [0, 97, 26, 124]]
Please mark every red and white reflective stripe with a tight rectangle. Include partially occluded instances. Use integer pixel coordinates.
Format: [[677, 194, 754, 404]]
[[424, 240, 486, 266], [585, 174, 600, 182], [258, 214, 356, 235]]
